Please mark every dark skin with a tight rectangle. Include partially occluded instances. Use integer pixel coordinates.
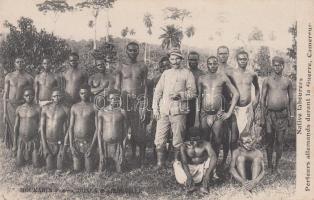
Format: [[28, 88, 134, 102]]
[[261, 60, 293, 172], [69, 89, 98, 172], [229, 137, 265, 191], [178, 140, 217, 194]]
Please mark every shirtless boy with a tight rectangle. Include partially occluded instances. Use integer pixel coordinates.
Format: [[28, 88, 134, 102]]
[[3, 57, 33, 149], [40, 88, 70, 171], [69, 86, 97, 172], [173, 130, 217, 194], [98, 89, 128, 172], [197, 56, 239, 159], [261, 56, 293, 173], [13, 88, 41, 167], [34, 58, 58, 106], [229, 134, 265, 192]]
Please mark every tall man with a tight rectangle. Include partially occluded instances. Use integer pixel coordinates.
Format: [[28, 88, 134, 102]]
[[69, 86, 97, 172], [153, 48, 197, 169], [3, 57, 34, 149], [261, 56, 293, 173], [61, 53, 88, 105], [187, 51, 203, 131], [34, 58, 58, 106], [14, 88, 41, 167], [40, 87, 70, 171], [197, 56, 239, 158], [115, 42, 148, 164], [228, 51, 260, 136]]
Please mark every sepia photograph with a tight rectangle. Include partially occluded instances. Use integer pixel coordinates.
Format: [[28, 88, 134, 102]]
[[0, 0, 311, 199]]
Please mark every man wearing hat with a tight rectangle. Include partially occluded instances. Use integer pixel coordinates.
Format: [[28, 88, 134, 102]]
[[153, 48, 197, 169]]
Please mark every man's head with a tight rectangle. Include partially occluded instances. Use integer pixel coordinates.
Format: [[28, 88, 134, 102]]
[[126, 42, 139, 61], [95, 58, 108, 73], [240, 134, 256, 151], [69, 52, 79, 68], [236, 51, 249, 69], [42, 58, 51, 72], [107, 89, 121, 108], [51, 87, 63, 104], [272, 56, 285, 75], [169, 48, 183, 69], [79, 85, 90, 102], [158, 56, 170, 73], [188, 51, 200, 70], [217, 46, 229, 64], [15, 57, 25, 71], [207, 56, 219, 73], [23, 87, 35, 104], [186, 127, 202, 146]]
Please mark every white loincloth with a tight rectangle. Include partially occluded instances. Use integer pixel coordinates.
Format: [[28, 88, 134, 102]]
[[234, 102, 254, 135], [39, 100, 52, 107], [173, 158, 210, 185]]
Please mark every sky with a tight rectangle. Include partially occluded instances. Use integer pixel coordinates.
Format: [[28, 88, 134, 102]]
[[0, 0, 297, 51]]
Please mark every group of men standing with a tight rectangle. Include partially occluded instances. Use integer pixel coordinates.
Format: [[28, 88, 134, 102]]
[[2, 42, 294, 194]]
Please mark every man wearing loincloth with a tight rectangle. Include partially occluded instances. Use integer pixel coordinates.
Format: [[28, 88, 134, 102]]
[[69, 86, 98, 172], [173, 129, 217, 194], [229, 134, 265, 192], [115, 42, 148, 166], [61, 53, 88, 105], [153, 48, 197, 169], [98, 89, 128, 172], [227, 51, 260, 136], [40, 87, 70, 171], [13, 87, 41, 167], [197, 56, 239, 159], [34, 58, 58, 107], [3, 57, 34, 149], [261, 56, 293, 173]]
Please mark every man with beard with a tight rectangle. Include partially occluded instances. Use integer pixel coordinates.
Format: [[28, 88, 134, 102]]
[[69, 86, 98, 172], [153, 48, 196, 169], [14, 87, 41, 167], [261, 56, 293, 173], [34, 58, 59, 106], [115, 42, 148, 166], [229, 134, 265, 192], [3, 57, 34, 149]]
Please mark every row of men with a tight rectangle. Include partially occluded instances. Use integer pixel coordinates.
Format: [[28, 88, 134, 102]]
[[2, 43, 294, 193]]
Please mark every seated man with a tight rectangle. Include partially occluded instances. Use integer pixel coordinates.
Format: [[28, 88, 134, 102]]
[[229, 134, 265, 192], [13, 87, 41, 167], [98, 89, 128, 173], [173, 128, 217, 194]]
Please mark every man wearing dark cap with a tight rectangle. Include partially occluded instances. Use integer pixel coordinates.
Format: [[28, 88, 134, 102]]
[[173, 128, 217, 194], [153, 48, 197, 169], [261, 56, 293, 173]]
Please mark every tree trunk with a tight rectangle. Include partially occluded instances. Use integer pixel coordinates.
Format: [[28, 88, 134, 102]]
[[93, 16, 97, 50], [144, 43, 147, 64]]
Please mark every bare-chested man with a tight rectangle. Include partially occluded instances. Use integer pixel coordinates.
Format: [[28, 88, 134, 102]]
[[61, 53, 88, 105], [40, 88, 70, 171], [197, 56, 239, 159], [261, 56, 293, 173], [228, 51, 260, 136], [88, 55, 115, 100], [34, 58, 58, 106], [69, 86, 97, 172], [3, 57, 34, 149], [187, 51, 204, 132], [173, 129, 217, 194], [13, 88, 41, 167], [230, 134, 265, 192], [98, 89, 128, 172], [115, 42, 148, 166]]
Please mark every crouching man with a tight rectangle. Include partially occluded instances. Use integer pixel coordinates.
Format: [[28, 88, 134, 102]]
[[229, 134, 265, 192], [173, 128, 217, 194], [98, 89, 128, 172]]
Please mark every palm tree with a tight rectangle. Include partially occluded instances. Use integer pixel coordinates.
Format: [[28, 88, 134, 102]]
[[159, 24, 183, 49], [185, 25, 195, 56], [143, 13, 153, 64]]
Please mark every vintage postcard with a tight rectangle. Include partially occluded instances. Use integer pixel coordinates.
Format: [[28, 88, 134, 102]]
[[0, 0, 313, 199]]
